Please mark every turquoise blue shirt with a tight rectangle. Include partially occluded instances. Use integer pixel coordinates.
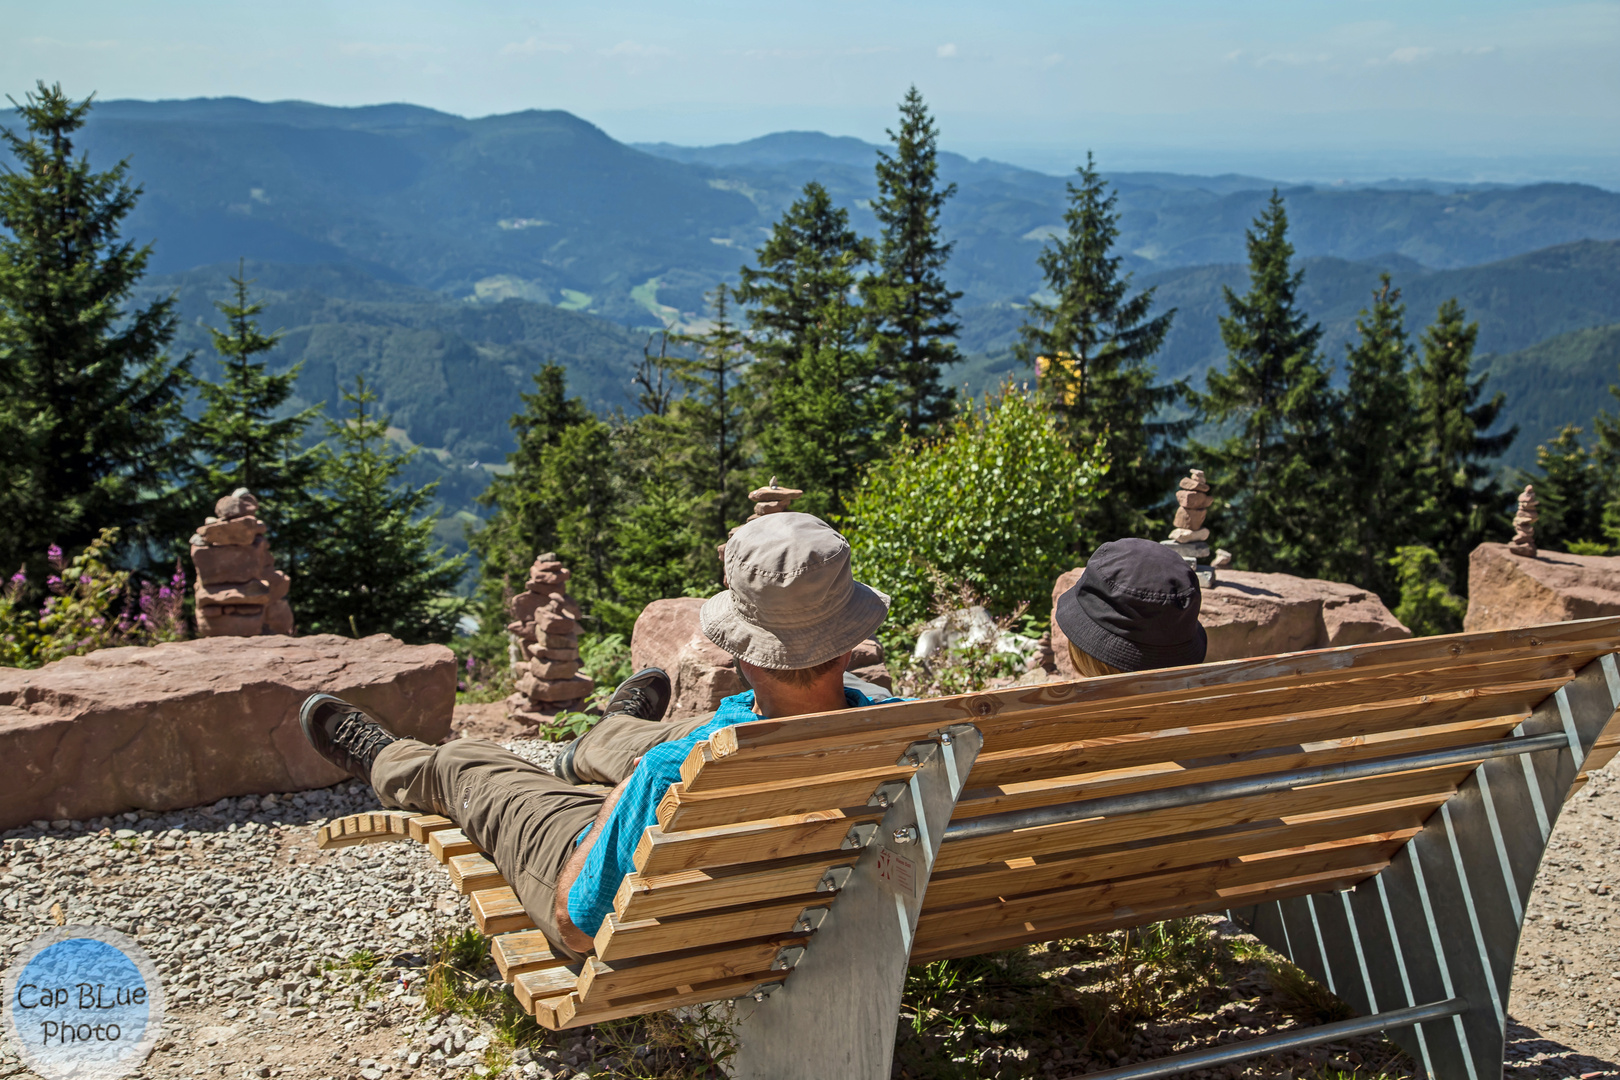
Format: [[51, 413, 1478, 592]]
[[565, 685, 898, 939]]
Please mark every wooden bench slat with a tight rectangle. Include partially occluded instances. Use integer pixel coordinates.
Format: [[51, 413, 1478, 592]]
[[633, 805, 884, 877], [492, 931, 568, 981], [448, 852, 509, 894], [554, 970, 780, 1029], [514, 966, 583, 1012], [911, 862, 1384, 965], [933, 764, 1464, 872], [957, 682, 1548, 792], [914, 844, 1395, 959], [658, 762, 911, 831], [615, 850, 850, 923], [470, 886, 535, 935], [407, 814, 457, 843], [595, 893, 833, 963], [923, 806, 1427, 909], [429, 828, 481, 863], [697, 653, 1582, 786], [949, 713, 1524, 824], [316, 811, 414, 849], [577, 932, 809, 1003], [704, 623, 1619, 763]]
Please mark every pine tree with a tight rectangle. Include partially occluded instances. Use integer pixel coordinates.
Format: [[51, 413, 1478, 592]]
[[1411, 298, 1515, 586], [185, 263, 324, 574], [670, 284, 754, 567], [1190, 191, 1333, 573], [1013, 153, 1180, 543], [869, 87, 963, 433], [0, 83, 190, 582], [738, 184, 890, 518], [1594, 374, 1620, 551], [735, 183, 875, 371], [297, 378, 465, 643], [757, 269, 894, 520], [1523, 426, 1604, 553], [1326, 274, 1422, 600]]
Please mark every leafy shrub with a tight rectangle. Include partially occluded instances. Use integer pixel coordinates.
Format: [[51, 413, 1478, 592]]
[[1, 529, 189, 667], [845, 384, 1103, 633]]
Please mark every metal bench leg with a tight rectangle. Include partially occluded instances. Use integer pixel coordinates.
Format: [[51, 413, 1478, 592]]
[[1234, 654, 1620, 1080], [729, 723, 983, 1080]]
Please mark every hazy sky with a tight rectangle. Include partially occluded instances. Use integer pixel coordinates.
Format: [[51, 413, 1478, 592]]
[[6, 1, 1618, 184]]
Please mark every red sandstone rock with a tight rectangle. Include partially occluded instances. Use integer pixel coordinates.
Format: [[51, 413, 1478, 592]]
[[1464, 543, 1620, 632], [1050, 565, 1409, 676], [0, 634, 454, 829], [194, 517, 266, 546], [194, 578, 270, 607], [631, 597, 744, 719], [190, 537, 272, 583]]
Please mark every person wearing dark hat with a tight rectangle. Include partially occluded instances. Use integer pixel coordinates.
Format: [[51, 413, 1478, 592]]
[[1054, 537, 1208, 676], [295, 513, 898, 959]]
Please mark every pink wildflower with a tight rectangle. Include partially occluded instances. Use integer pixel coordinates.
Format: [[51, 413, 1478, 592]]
[[46, 545, 62, 566]]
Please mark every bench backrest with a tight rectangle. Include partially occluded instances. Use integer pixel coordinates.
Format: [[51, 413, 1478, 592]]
[[564, 617, 1620, 1027]]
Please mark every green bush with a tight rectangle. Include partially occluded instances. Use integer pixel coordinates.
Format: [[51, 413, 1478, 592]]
[[1389, 544, 1467, 637], [844, 385, 1103, 632]]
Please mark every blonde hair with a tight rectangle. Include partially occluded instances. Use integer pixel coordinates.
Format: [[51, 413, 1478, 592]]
[[1068, 641, 1125, 678]]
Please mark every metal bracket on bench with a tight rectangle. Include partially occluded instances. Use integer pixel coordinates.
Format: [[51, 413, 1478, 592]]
[[1231, 652, 1620, 1080], [840, 823, 877, 850], [771, 946, 806, 971], [868, 781, 907, 808], [815, 866, 852, 893], [792, 907, 828, 934], [730, 723, 984, 1080]]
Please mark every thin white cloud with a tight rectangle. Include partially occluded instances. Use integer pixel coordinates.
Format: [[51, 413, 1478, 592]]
[[1254, 51, 1332, 67], [937, 43, 958, 58], [501, 37, 572, 56], [23, 36, 121, 51], [1385, 45, 1437, 64], [602, 41, 672, 58]]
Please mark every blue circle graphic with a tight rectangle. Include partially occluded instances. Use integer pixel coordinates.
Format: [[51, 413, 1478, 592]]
[[5, 928, 164, 1080]]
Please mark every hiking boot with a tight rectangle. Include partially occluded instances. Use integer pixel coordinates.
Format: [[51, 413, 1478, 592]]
[[550, 668, 671, 784], [299, 693, 401, 785], [601, 667, 672, 723]]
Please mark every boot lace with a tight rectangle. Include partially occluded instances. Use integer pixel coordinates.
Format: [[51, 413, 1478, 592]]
[[332, 712, 396, 767]]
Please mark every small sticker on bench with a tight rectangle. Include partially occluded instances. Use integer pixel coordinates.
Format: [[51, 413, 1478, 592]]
[[877, 847, 917, 897]]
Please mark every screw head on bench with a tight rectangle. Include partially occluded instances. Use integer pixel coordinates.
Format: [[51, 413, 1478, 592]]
[[893, 825, 918, 845]]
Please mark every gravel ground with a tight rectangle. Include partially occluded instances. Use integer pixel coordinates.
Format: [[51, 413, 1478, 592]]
[[2, 737, 1617, 1080]]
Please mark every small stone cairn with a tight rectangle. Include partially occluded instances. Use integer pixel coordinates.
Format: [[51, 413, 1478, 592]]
[[505, 553, 594, 722], [191, 489, 294, 636], [1161, 469, 1232, 584], [1508, 484, 1539, 558], [717, 477, 805, 564]]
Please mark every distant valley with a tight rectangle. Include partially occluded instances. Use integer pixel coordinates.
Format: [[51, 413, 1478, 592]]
[[15, 97, 1620, 535]]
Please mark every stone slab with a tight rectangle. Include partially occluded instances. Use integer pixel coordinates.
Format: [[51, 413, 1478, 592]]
[[0, 634, 454, 829], [1464, 542, 1620, 632]]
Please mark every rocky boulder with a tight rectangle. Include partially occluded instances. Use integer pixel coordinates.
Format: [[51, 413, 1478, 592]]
[[1050, 566, 1410, 676], [0, 634, 455, 830], [1464, 543, 1620, 632]]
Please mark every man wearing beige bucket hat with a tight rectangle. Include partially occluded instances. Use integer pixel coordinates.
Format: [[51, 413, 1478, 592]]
[[296, 513, 898, 958]]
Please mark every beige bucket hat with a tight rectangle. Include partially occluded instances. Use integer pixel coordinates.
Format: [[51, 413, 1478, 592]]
[[700, 512, 889, 669]]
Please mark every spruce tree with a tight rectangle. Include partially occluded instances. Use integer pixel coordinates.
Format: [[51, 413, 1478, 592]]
[[1013, 153, 1180, 544], [869, 87, 963, 433], [1326, 274, 1421, 600], [297, 378, 465, 643], [670, 284, 754, 566], [738, 184, 890, 518], [1522, 426, 1603, 553], [0, 83, 189, 581], [185, 264, 324, 574], [1190, 191, 1333, 573], [1411, 298, 1515, 586], [468, 364, 597, 654], [1593, 372, 1620, 551]]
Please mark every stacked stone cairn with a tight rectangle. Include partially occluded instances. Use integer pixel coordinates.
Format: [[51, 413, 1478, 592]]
[[505, 553, 594, 723], [717, 477, 805, 564], [1508, 484, 1539, 558], [191, 489, 294, 636], [1161, 469, 1231, 585]]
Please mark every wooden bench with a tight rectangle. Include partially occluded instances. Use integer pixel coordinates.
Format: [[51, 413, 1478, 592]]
[[319, 616, 1620, 1080]]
